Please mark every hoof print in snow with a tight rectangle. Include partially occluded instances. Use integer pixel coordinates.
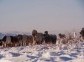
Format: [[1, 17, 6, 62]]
[[60, 56, 72, 61], [69, 53, 78, 58], [27, 55, 38, 59], [9, 52, 21, 57], [50, 52, 57, 56], [0, 54, 4, 59]]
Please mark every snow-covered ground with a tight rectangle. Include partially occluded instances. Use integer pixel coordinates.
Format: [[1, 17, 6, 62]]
[[0, 42, 84, 62]]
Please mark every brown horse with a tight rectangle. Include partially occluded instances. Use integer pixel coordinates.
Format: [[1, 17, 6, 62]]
[[1, 35, 19, 47]]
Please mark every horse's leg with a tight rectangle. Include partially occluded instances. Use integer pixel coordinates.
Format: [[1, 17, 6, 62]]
[[32, 37, 36, 45], [3, 43, 6, 48], [2, 42, 4, 48]]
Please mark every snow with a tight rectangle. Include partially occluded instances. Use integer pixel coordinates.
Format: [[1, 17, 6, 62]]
[[0, 42, 84, 62]]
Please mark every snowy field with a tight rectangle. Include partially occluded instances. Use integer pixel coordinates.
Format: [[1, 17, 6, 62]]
[[0, 42, 84, 62]]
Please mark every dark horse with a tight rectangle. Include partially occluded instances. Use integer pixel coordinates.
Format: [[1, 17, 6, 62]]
[[1, 35, 19, 47], [44, 31, 57, 44], [32, 30, 44, 45]]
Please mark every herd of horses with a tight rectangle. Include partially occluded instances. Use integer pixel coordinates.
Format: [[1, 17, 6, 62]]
[[0, 30, 57, 47], [0, 29, 84, 48]]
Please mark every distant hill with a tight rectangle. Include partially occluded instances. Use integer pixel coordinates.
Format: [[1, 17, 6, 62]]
[[0, 33, 5, 39], [0, 32, 32, 39], [5, 31, 32, 35]]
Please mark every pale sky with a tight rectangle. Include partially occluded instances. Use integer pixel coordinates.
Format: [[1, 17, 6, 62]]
[[0, 0, 84, 33]]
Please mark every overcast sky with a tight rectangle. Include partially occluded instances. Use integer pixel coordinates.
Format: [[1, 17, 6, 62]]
[[0, 0, 84, 33]]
